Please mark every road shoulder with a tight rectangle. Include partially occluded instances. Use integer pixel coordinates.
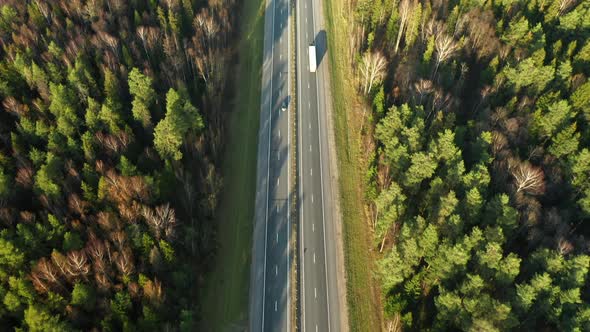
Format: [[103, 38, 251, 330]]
[[248, 0, 275, 329], [322, 0, 383, 330], [314, 0, 350, 330]]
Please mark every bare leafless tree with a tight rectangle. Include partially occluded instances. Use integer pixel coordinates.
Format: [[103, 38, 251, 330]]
[[459, 9, 500, 60], [68, 194, 88, 217], [16, 166, 34, 188], [34, 0, 52, 24], [413, 79, 433, 103], [394, 0, 415, 53], [102, 170, 150, 205], [359, 51, 387, 94], [433, 33, 458, 78], [51, 251, 70, 279], [114, 248, 135, 277], [111, 230, 127, 250], [557, 237, 574, 255], [386, 314, 402, 332], [95, 272, 111, 291], [143, 278, 165, 307], [119, 201, 142, 223], [511, 161, 545, 195], [30, 258, 63, 293], [86, 235, 106, 262], [559, 0, 578, 15], [67, 250, 91, 279], [3, 97, 26, 117], [142, 203, 177, 240], [97, 211, 122, 232], [137, 26, 149, 59]]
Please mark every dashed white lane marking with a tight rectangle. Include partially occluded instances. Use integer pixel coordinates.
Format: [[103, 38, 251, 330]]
[[278, 154, 280, 160], [280, 71, 282, 77], [313, 223, 315, 232], [314, 287, 317, 299], [309, 122, 311, 129], [275, 301, 278, 311], [311, 194, 314, 203], [305, 3, 307, 8], [280, 54, 282, 60], [310, 145, 312, 152], [316, 325, 318, 332], [276, 265, 278, 276], [306, 18, 307, 23], [308, 102, 311, 108], [310, 168, 313, 176], [308, 83, 310, 89], [277, 205, 279, 213], [277, 178, 280, 186], [307, 32, 309, 39], [276, 233, 278, 243], [313, 252, 316, 264], [279, 130, 281, 138]]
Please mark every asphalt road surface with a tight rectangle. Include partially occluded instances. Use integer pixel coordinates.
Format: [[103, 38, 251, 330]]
[[296, 0, 342, 330], [249, 0, 291, 329], [250, 0, 342, 329]]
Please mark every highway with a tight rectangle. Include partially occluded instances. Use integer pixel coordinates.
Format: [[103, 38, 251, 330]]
[[250, 0, 343, 329], [296, 0, 342, 330], [249, 0, 291, 328]]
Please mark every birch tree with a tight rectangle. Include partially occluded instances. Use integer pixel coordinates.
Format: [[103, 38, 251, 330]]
[[512, 161, 545, 195], [433, 32, 457, 78], [359, 51, 387, 95], [394, 0, 414, 53]]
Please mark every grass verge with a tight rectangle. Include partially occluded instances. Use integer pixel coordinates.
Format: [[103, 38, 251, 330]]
[[323, 0, 382, 330], [199, 0, 265, 330]]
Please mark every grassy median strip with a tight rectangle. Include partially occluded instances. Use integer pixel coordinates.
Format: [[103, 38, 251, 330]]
[[200, 0, 265, 330], [323, 0, 382, 330]]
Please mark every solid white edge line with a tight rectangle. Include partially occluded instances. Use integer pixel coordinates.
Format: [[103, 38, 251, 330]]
[[311, 0, 332, 330], [287, 0, 291, 329]]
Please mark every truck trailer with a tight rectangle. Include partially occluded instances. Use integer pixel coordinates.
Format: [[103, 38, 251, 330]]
[[309, 45, 317, 72]]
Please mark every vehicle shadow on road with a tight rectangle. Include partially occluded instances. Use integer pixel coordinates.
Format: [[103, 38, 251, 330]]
[[314, 30, 327, 67]]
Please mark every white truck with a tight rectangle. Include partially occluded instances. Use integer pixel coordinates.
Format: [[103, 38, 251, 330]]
[[309, 45, 317, 72]]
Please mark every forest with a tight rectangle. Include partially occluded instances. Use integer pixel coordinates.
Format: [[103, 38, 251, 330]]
[[350, 0, 590, 330], [0, 0, 235, 330]]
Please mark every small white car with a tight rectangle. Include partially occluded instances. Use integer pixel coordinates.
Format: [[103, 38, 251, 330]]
[[281, 102, 287, 112]]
